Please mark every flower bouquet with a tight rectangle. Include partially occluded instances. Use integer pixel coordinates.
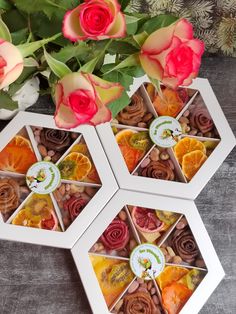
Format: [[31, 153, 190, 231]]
[[0, 0, 204, 127]]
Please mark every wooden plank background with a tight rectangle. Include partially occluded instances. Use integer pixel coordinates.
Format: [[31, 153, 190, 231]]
[[0, 57, 235, 314]]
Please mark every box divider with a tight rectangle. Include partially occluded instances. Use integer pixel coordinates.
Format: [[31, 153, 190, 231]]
[[50, 192, 65, 232], [165, 263, 207, 272], [181, 134, 221, 142], [131, 144, 156, 175], [88, 252, 129, 261], [125, 205, 141, 244], [61, 179, 101, 188], [152, 279, 165, 311], [25, 125, 42, 161], [111, 123, 148, 132], [176, 91, 199, 120], [55, 134, 83, 165], [140, 84, 158, 117], [0, 170, 25, 178], [168, 148, 187, 183]]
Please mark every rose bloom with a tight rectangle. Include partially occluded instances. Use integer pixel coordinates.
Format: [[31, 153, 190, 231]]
[[63, 0, 126, 41], [140, 19, 204, 89], [54, 72, 123, 129], [0, 39, 24, 90]]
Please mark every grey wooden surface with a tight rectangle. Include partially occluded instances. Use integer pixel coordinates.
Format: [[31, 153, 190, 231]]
[[0, 57, 235, 314]]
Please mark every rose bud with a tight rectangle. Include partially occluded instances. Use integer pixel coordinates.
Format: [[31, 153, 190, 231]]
[[0, 39, 24, 90], [54, 72, 124, 129], [139, 19, 204, 89], [62, 0, 126, 41]]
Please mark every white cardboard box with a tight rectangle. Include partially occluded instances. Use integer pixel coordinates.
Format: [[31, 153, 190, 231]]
[[0, 112, 118, 248], [96, 77, 236, 200], [72, 189, 224, 314]]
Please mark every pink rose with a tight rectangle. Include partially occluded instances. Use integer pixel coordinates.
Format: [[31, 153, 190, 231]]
[[54, 72, 123, 129], [63, 0, 126, 41], [0, 39, 23, 89], [139, 19, 204, 89]]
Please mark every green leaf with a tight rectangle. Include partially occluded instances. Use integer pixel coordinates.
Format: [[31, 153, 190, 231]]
[[79, 56, 99, 73], [133, 31, 148, 47], [108, 91, 131, 118], [2, 9, 27, 33], [44, 48, 71, 78], [103, 70, 133, 90], [0, 91, 18, 110], [104, 53, 140, 74], [119, 0, 130, 11], [107, 40, 139, 55], [0, 0, 12, 10], [125, 14, 144, 35], [0, 18, 11, 42], [11, 28, 28, 45], [139, 14, 178, 34], [52, 43, 91, 63]]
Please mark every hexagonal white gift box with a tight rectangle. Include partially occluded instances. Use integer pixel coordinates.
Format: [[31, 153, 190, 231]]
[[72, 189, 224, 314], [0, 112, 118, 248], [96, 76, 236, 199]]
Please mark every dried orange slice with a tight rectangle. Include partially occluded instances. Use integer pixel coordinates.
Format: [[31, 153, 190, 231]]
[[174, 137, 206, 165], [10, 135, 33, 151], [70, 143, 88, 155], [116, 129, 137, 146], [0, 145, 37, 174], [182, 150, 207, 180], [162, 282, 192, 314], [59, 152, 92, 181], [157, 266, 189, 290], [153, 88, 184, 117], [119, 144, 143, 172]]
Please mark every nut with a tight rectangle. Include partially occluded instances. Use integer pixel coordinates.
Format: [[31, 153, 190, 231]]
[[167, 246, 176, 257], [183, 110, 190, 117], [143, 113, 153, 123], [205, 132, 212, 138], [114, 299, 123, 312], [152, 295, 159, 305], [172, 256, 182, 264], [147, 281, 153, 291], [48, 150, 55, 157], [38, 144, 47, 157], [129, 239, 136, 251], [137, 122, 147, 128], [160, 152, 170, 161], [140, 158, 151, 168], [189, 129, 198, 136], [197, 132, 203, 137], [196, 259, 206, 268], [44, 156, 51, 161], [150, 287, 156, 295], [160, 247, 168, 255], [118, 210, 127, 221], [85, 187, 97, 197], [59, 184, 66, 196], [150, 148, 160, 161], [128, 281, 139, 293], [137, 278, 144, 284], [185, 126, 191, 132], [179, 117, 189, 124]]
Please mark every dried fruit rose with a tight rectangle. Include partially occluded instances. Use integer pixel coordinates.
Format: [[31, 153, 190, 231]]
[[0, 178, 20, 213], [190, 107, 214, 134], [100, 218, 130, 251], [63, 196, 87, 221], [123, 291, 157, 314], [141, 161, 175, 181]]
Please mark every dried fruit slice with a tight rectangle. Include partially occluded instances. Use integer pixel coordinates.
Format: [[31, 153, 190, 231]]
[[70, 143, 88, 155], [89, 255, 134, 307], [182, 150, 207, 180], [174, 137, 206, 165], [131, 206, 164, 233], [153, 88, 185, 117], [156, 266, 189, 290], [0, 145, 37, 174], [156, 210, 179, 226], [129, 132, 152, 151], [116, 129, 137, 146], [162, 282, 192, 314], [119, 144, 143, 172], [10, 135, 33, 151], [178, 269, 203, 291], [59, 152, 92, 181]]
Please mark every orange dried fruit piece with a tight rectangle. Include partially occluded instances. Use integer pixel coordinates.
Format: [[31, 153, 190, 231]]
[[182, 150, 207, 180], [162, 282, 192, 314], [59, 152, 92, 181], [116, 129, 137, 146], [153, 88, 184, 117], [156, 266, 189, 291], [10, 135, 33, 151], [119, 144, 143, 172], [174, 137, 206, 165], [0, 145, 37, 174], [89, 255, 134, 307], [70, 143, 88, 155]]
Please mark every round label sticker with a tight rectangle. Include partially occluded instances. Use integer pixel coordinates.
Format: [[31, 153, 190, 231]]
[[26, 161, 61, 194], [149, 116, 182, 148], [130, 244, 165, 280]]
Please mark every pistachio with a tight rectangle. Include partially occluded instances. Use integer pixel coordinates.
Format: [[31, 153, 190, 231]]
[[48, 150, 55, 157], [160, 152, 170, 161]]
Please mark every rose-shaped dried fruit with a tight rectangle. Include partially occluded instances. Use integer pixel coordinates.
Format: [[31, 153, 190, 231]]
[[40, 128, 72, 152], [117, 93, 147, 126], [190, 107, 214, 134], [0, 178, 20, 213], [63, 0, 126, 41], [172, 228, 200, 263], [0, 39, 24, 90], [141, 161, 175, 181], [63, 196, 87, 221], [123, 291, 157, 314], [140, 19, 204, 89], [54, 72, 123, 129], [100, 218, 130, 251]]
